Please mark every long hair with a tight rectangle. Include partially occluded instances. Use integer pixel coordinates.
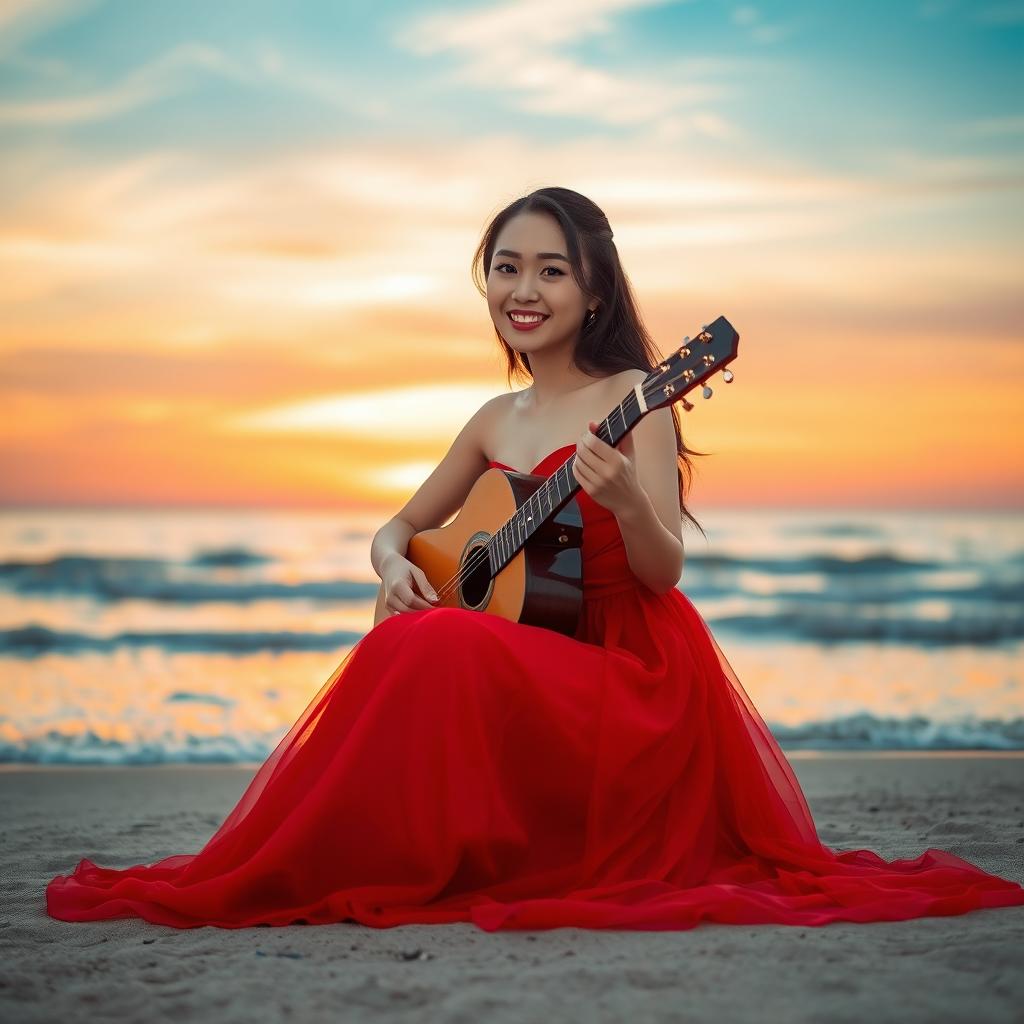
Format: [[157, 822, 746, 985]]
[[471, 186, 707, 539]]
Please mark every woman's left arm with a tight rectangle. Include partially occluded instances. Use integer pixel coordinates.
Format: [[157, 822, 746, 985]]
[[572, 403, 685, 595]]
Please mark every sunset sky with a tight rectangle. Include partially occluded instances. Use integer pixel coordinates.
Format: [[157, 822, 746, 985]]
[[1, 0, 1021, 512]]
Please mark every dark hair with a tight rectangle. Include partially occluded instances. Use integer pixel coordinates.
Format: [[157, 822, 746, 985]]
[[471, 186, 707, 539]]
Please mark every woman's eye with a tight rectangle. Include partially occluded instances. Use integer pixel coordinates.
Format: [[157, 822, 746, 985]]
[[494, 263, 563, 276]]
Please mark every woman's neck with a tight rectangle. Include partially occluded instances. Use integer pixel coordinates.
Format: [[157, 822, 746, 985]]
[[525, 348, 605, 408], [527, 376, 606, 409]]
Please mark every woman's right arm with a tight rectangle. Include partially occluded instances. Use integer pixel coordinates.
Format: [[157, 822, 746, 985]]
[[370, 517, 431, 624], [369, 517, 418, 580], [368, 394, 505, 622]]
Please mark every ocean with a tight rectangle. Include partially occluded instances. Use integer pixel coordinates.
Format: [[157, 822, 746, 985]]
[[1, 507, 1021, 763]]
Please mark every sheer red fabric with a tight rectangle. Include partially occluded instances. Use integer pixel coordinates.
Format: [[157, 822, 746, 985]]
[[46, 444, 1024, 930]]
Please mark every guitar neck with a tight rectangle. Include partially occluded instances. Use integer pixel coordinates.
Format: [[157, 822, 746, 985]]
[[486, 314, 739, 573]]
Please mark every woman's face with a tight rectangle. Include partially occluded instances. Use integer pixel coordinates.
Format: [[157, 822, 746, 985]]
[[486, 211, 595, 355]]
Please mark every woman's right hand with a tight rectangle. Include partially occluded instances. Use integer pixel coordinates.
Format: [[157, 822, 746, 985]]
[[379, 553, 440, 616]]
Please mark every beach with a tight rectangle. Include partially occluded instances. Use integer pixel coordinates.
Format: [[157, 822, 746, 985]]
[[2, 753, 1022, 1023]]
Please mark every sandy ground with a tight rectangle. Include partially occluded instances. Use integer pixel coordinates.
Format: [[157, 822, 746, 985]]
[[2, 753, 1023, 1024]]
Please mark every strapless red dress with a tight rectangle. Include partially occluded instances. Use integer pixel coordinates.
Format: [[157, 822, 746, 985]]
[[46, 445, 1024, 930]]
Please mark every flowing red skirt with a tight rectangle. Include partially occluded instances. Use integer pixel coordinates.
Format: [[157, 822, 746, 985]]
[[45, 457, 1024, 930], [44, 585, 1024, 931]]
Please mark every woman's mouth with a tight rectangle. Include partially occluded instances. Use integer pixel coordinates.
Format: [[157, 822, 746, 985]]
[[507, 311, 549, 332]]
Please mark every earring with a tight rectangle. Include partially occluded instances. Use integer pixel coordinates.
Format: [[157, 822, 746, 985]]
[[584, 308, 597, 328]]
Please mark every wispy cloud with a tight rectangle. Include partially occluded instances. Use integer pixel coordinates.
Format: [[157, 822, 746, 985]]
[[2, 132, 1017, 322], [394, 0, 737, 138], [973, 2, 1024, 25], [398, 0, 665, 52], [249, 41, 394, 120], [0, 0, 98, 59], [916, 0, 957, 18], [0, 0, 1019, 509], [228, 383, 501, 442], [0, 42, 243, 124], [953, 114, 1024, 136], [730, 5, 800, 45], [0, 36, 388, 126]]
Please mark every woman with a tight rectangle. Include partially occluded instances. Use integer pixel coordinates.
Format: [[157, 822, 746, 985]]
[[46, 187, 1024, 930]]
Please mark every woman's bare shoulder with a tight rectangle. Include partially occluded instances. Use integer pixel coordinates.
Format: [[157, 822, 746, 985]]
[[478, 391, 517, 456], [600, 367, 650, 402], [617, 367, 650, 386]]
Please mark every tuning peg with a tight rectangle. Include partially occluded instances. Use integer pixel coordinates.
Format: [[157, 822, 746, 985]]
[[701, 324, 708, 332], [723, 369, 734, 383], [680, 397, 694, 411], [702, 384, 713, 399]]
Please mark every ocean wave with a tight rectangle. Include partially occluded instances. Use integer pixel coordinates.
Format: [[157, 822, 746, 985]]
[[4, 594, 1022, 655], [780, 522, 887, 539], [2, 550, 1019, 603], [0, 554, 378, 603], [165, 691, 237, 708], [0, 624, 364, 656], [693, 552, 939, 574], [713, 607, 1024, 646], [188, 546, 270, 567], [771, 712, 1024, 750], [0, 729, 282, 765], [1, 713, 1020, 764]]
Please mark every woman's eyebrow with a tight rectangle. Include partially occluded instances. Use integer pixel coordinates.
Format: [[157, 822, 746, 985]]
[[495, 248, 569, 262]]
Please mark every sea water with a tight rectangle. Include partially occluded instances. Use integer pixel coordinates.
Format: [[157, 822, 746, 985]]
[[0, 507, 1020, 763]]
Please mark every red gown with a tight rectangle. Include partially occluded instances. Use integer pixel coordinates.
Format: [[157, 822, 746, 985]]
[[46, 444, 1024, 930]]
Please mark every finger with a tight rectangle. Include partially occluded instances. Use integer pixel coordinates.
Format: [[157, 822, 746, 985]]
[[578, 427, 599, 462], [586, 420, 614, 459], [400, 581, 435, 610], [572, 458, 595, 483], [413, 572, 439, 602]]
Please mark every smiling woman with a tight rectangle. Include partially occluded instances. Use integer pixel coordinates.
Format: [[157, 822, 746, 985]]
[[45, 187, 1024, 934], [473, 190, 705, 540]]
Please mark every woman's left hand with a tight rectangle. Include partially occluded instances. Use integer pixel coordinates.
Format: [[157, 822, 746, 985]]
[[571, 420, 644, 517]]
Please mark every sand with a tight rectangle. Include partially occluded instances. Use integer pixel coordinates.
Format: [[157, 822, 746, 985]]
[[2, 753, 1023, 1024]]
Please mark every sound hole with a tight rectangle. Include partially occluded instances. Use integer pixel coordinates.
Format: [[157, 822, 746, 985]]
[[460, 542, 494, 609]]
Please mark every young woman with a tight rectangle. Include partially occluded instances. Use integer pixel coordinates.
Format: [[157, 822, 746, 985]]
[[46, 187, 1024, 930]]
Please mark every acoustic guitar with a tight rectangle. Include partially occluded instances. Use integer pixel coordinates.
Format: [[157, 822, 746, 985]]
[[373, 315, 740, 635]]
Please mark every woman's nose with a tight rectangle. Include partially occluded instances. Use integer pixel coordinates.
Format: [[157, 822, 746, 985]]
[[512, 275, 539, 302]]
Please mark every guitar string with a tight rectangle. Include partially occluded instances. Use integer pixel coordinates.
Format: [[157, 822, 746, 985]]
[[427, 383, 652, 606]]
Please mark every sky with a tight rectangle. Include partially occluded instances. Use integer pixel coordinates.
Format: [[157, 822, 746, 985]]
[[1, 0, 1021, 513]]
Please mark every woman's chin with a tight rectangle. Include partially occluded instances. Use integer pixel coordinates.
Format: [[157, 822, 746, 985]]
[[496, 326, 568, 353]]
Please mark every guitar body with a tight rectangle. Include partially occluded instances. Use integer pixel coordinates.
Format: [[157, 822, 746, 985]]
[[372, 315, 740, 636], [374, 465, 584, 635]]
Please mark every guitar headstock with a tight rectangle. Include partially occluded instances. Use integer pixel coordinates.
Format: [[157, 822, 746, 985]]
[[641, 315, 739, 412]]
